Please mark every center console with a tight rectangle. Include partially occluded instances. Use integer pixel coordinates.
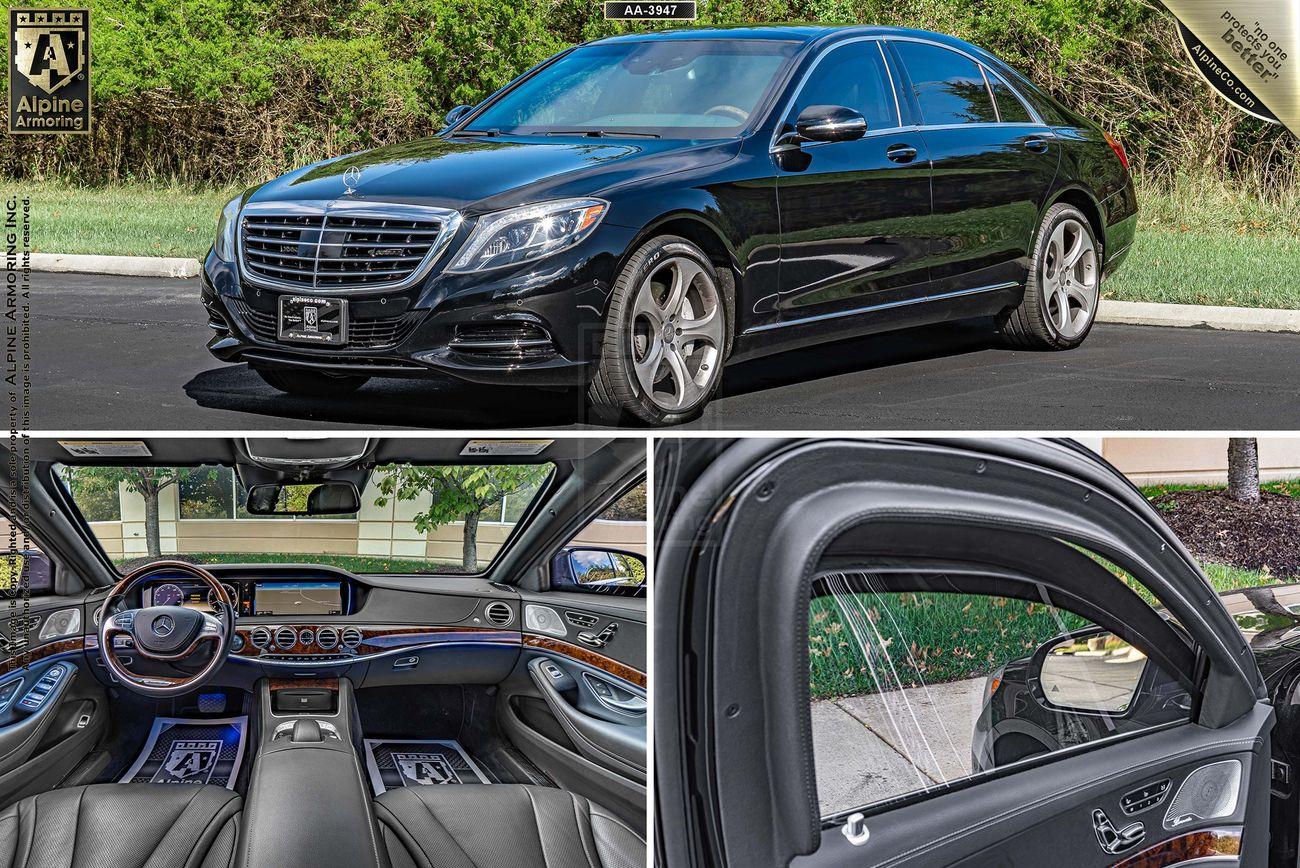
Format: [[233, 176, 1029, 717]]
[[237, 677, 385, 868]]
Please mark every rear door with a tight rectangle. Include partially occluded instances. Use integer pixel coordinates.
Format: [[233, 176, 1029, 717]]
[[499, 480, 647, 832], [887, 39, 1060, 296], [655, 438, 1273, 868]]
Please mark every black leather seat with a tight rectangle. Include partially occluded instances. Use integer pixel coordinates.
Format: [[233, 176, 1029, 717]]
[[375, 784, 644, 868], [0, 783, 240, 868]]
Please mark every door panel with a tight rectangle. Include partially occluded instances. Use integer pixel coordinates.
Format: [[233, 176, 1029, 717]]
[[772, 39, 935, 326], [796, 705, 1272, 867]]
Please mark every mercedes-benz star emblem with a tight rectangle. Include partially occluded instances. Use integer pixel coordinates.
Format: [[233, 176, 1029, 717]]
[[153, 615, 175, 637], [342, 166, 362, 196]]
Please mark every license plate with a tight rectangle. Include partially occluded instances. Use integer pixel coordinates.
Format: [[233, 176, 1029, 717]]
[[278, 295, 347, 346]]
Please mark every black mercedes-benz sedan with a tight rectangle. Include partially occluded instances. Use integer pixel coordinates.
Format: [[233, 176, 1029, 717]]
[[202, 25, 1137, 425]]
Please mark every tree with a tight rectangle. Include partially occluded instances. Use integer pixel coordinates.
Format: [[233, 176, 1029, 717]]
[[64, 466, 208, 557], [374, 464, 550, 571], [1227, 438, 1260, 504]]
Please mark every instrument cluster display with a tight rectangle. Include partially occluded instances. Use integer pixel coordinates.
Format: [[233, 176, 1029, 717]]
[[144, 577, 349, 618]]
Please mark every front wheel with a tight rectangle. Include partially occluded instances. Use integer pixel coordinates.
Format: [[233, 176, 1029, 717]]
[[998, 203, 1102, 350], [587, 236, 729, 426], [254, 367, 370, 397]]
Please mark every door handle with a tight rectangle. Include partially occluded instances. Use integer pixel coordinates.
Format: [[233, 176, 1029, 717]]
[[1092, 808, 1144, 855], [885, 144, 917, 164], [577, 622, 618, 649], [1023, 137, 1050, 153]]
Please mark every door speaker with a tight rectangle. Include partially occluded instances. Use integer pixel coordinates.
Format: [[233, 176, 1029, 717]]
[[1163, 759, 1241, 830]]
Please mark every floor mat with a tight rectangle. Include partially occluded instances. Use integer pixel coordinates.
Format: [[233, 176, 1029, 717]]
[[120, 716, 248, 790], [363, 739, 490, 794]]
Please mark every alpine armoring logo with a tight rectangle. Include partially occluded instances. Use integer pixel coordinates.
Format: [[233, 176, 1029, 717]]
[[8, 8, 90, 134]]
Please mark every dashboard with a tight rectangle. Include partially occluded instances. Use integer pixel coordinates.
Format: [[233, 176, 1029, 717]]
[[142, 576, 351, 617]]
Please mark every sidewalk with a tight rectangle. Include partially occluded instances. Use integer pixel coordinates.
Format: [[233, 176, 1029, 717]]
[[811, 677, 983, 816]]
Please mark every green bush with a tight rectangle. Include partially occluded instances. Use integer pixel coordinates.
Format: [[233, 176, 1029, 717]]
[[1, 0, 1293, 192]]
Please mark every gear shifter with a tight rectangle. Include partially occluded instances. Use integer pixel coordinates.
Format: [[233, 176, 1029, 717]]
[[291, 718, 322, 743]]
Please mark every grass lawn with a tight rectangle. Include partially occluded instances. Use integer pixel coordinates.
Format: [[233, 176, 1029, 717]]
[[16, 181, 235, 259], [1103, 230, 1300, 309], [112, 551, 467, 574]]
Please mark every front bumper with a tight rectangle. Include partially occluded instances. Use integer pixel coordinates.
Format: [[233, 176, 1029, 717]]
[[202, 222, 636, 387]]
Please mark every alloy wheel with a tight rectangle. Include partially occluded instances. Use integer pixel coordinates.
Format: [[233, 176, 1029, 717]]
[[629, 255, 724, 413], [1041, 217, 1098, 340]]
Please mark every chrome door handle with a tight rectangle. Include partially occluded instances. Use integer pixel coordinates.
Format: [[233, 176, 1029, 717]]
[[577, 622, 618, 648], [885, 143, 918, 163], [1023, 137, 1050, 153]]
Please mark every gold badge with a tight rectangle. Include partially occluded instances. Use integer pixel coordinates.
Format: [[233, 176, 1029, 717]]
[[8, 8, 91, 134]]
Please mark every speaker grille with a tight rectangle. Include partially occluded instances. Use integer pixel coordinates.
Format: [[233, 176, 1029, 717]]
[[1164, 759, 1241, 830]]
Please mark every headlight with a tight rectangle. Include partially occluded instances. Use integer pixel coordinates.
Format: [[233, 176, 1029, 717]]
[[211, 195, 242, 262], [447, 198, 608, 273]]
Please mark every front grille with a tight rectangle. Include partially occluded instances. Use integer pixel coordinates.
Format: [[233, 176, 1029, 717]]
[[450, 322, 555, 362], [231, 299, 424, 350], [240, 210, 448, 290]]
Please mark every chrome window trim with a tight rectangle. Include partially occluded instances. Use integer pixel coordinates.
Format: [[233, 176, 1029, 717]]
[[978, 64, 1000, 123], [887, 35, 1047, 127], [979, 61, 1039, 126], [767, 35, 900, 154], [235, 200, 463, 296]]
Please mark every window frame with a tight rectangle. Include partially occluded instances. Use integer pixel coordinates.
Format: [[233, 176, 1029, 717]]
[[884, 36, 1047, 130]]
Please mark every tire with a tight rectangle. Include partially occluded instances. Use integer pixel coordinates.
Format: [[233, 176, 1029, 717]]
[[254, 367, 370, 397], [587, 236, 730, 426], [999, 203, 1102, 350]]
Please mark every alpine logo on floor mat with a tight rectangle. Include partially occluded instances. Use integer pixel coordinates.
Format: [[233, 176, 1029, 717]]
[[121, 716, 247, 789], [363, 739, 489, 794]]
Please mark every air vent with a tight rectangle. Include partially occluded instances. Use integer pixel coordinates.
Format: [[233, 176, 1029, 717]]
[[250, 627, 273, 650], [316, 626, 340, 650], [484, 602, 513, 626], [340, 627, 363, 650], [298, 628, 315, 647], [274, 627, 297, 650]]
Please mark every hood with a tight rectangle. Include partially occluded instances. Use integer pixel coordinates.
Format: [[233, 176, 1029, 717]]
[[247, 134, 738, 215]]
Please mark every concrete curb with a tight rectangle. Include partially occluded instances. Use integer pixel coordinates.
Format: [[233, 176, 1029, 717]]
[[32, 252, 201, 278], [1098, 299, 1300, 334]]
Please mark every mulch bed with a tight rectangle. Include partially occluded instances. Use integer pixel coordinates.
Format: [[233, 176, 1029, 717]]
[[1149, 489, 1300, 577]]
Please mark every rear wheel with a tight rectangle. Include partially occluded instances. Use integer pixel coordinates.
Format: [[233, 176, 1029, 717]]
[[254, 368, 370, 397], [999, 203, 1101, 350], [587, 236, 729, 426]]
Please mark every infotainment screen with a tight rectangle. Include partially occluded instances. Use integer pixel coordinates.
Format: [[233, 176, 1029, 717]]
[[254, 581, 343, 616]]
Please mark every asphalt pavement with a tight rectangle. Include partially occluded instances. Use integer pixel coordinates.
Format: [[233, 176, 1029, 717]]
[[28, 272, 1300, 431]]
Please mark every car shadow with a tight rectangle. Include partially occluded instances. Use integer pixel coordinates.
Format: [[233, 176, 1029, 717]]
[[713, 318, 1008, 401], [182, 319, 1010, 429]]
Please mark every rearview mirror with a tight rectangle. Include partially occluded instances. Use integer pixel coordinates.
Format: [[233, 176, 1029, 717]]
[[444, 104, 473, 126], [794, 104, 867, 144], [552, 547, 646, 596], [245, 481, 360, 516], [1034, 629, 1148, 714]]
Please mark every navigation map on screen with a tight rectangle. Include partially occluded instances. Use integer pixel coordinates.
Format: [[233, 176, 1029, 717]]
[[254, 581, 343, 616]]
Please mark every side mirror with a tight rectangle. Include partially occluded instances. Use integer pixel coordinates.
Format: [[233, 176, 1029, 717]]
[[1032, 629, 1148, 714], [0, 550, 52, 595], [444, 105, 473, 127], [794, 104, 867, 144], [245, 481, 360, 516], [552, 547, 646, 596]]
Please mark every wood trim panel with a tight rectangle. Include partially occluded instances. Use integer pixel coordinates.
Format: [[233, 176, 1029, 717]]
[[1111, 827, 1241, 868], [522, 634, 646, 689], [233, 624, 519, 659], [0, 637, 86, 677], [267, 677, 339, 693]]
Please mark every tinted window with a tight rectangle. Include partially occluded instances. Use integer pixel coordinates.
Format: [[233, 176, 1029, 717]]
[[986, 68, 1032, 122], [893, 41, 997, 125], [791, 41, 897, 131], [808, 573, 1191, 817]]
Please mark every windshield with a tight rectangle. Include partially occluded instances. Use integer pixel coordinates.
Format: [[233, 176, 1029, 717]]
[[57, 462, 553, 575], [462, 39, 799, 138]]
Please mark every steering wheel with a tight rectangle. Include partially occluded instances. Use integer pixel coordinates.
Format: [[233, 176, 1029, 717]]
[[97, 560, 235, 697], [704, 105, 748, 123]]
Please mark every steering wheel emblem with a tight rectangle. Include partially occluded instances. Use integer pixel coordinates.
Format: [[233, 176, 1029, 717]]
[[153, 615, 175, 637]]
